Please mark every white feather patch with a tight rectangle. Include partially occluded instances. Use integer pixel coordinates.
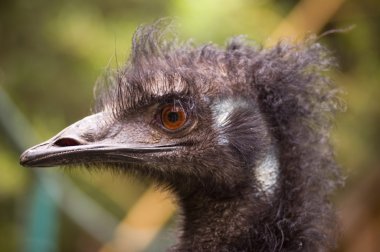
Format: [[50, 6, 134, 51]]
[[211, 98, 249, 145], [255, 151, 279, 195]]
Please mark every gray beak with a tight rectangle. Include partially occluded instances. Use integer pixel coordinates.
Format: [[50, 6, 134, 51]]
[[20, 113, 176, 168]]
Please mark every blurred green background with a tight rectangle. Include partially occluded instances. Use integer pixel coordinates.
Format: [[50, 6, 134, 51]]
[[0, 0, 379, 251]]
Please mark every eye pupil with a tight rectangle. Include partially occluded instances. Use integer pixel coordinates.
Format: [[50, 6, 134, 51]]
[[167, 112, 179, 122]]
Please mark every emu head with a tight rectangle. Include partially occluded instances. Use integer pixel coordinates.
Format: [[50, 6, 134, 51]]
[[20, 24, 339, 207]]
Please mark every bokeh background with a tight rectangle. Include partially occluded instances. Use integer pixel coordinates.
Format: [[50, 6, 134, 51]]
[[0, 0, 379, 251]]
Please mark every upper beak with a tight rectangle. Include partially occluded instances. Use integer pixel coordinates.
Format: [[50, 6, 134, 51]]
[[19, 113, 176, 168]]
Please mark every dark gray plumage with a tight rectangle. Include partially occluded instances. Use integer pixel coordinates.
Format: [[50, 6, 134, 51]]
[[20, 22, 342, 251]]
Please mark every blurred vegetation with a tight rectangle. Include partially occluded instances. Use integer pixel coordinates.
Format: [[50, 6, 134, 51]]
[[0, 0, 380, 251]]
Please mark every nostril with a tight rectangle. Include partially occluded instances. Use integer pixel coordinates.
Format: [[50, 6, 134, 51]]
[[54, 138, 82, 147]]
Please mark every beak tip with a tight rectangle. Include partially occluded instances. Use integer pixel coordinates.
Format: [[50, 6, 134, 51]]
[[19, 142, 52, 167], [20, 148, 41, 167], [19, 150, 31, 167]]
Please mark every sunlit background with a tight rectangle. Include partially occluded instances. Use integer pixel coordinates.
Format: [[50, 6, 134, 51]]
[[0, 0, 379, 251]]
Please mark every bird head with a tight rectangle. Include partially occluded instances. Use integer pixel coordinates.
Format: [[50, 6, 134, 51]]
[[20, 24, 280, 197]]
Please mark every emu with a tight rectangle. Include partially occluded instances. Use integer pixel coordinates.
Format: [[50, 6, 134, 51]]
[[20, 23, 342, 251]]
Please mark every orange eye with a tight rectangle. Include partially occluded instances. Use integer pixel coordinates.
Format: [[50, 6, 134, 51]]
[[161, 104, 187, 130]]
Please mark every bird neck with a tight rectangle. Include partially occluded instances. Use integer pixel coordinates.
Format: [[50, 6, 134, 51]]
[[173, 187, 271, 251]]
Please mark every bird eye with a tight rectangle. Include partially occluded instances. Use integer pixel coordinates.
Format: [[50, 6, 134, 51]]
[[160, 104, 187, 131]]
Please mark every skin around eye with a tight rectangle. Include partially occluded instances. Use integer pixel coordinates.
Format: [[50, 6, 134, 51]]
[[161, 104, 187, 130]]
